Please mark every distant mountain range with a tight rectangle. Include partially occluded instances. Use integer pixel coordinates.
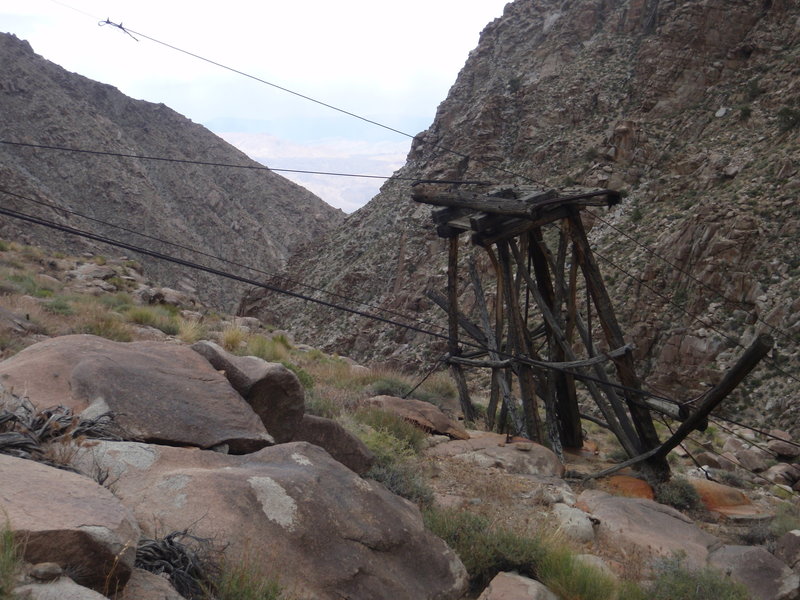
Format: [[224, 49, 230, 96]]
[[0, 32, 343, 309]]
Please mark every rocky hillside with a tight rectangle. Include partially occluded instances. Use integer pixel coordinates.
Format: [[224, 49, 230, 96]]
[[242, 0, 800, 433], [0, 32, 344, 309], [2, 240, 800, 600]]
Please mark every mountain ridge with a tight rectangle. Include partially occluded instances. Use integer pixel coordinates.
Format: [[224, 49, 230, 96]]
[[0, 32, 344, 309]]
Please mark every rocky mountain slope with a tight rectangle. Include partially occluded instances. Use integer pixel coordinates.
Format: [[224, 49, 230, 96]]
[[0, 32, 344, 309], [242, 0, 800, 433]]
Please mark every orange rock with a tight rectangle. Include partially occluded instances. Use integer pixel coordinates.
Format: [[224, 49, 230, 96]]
[[607, 475, 655, 499], [689, 478, 751, 510]]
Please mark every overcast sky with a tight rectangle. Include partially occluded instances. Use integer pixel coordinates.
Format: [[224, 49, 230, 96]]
[[2, 0, 510, 211]]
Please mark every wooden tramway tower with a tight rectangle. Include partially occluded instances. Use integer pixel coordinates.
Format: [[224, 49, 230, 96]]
[[412, 184, 772, 481]]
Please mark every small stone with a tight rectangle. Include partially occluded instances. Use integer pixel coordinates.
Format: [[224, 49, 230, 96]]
[[29, 562, 63, 581]]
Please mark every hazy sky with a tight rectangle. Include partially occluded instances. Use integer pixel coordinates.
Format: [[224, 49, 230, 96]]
[[2, 0, 510, 211]]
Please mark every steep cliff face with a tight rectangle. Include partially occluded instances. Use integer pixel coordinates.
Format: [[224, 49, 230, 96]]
[[242, 0, 799, 430], [0, 33, 344, 309]]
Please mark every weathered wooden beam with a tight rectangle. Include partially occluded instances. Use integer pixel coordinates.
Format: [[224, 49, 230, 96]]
[[567, 209, 669, 478], [652, 334, 773, 462], [498, 240, 543, 442], [446, 355, 513, 369], [469, 258, 524, 434], [448, 237, 477, 422], [529, 231, 583, 449], [426, 290, 487, 347]]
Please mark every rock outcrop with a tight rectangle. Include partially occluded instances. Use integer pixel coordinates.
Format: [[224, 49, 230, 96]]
[[71, 440, 469, 600], [1, 454, 140, 594], [0, 335, 274, 452], [0, 32, 343, 310]]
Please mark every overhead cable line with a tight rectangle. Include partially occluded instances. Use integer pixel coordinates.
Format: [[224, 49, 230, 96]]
[[0, 140, 407, 181], [0, 187, 451, 335], [0, 204, 694, 408], [586, 207, 798, 346], [590, 245, 800, 388], [97, 19, 548, 187]]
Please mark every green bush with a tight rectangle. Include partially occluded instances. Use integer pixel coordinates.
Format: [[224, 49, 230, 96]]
[[356, 422, 432, 506], [281, 362, 314, 390], [769, 502, 800, 538], [423, 507, 536, 589], [424, 507, 625, 599], [210, 560, 286, 600], [43, 296, 74, 316], [245, 335, 289, 362], [777, 107, 800, 132], [1, 524, 20, 600], [125, 306, 180, 335], [648, 554, 749, 600], [654, 478, 701, 511], [78, 315, 133, 342], [5, 273, 53, 297], [97, 292, 134, 311], [355, 408, 425, 454]]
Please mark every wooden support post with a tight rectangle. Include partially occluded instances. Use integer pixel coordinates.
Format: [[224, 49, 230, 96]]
[[447, 236, 477, 422], [529, 230, 583, 449], [469, 259, 524, 435], [567, 210, 668, 478], [497, 240, 543, 442]]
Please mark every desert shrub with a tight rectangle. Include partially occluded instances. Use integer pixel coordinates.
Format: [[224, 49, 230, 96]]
[[355, 408, 425, 454], [648, 554, 749, 600], [424, 507, 625, 599], [221, 325, 247, 351], [0, 240, 8, 252], [304, 391, 340, 419], [419, 372, 457, 400], [280, 362, 314, 390], [125, 306, 179, 335], [357, 424, 432, 506], [42, 296, 74, 316], [77, 314, 133, 342], [210, 560, 286, 600], [1, 522, 20, 600], [654, 478, 701, 511], [5, 273, 53, 297], [96, 291, 134, 311], [368, 375, 440, 406], [777, 107, 800, 132], [630, 206, 643, 222], [423, 507, 539, 589], [769, 502, 800, 538], [536, 538, 619, 600], [246, 335, 290, 362], [178, 318, 207, 344]]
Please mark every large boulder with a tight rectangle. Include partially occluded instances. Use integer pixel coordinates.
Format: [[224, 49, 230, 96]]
[[775, 530, 800, 571], [0, 335, 273, 452], [366, 395, 469, 440], [576, 490, 721, 565], [426, 432, 563, 477], [191, 340, 305, 442], [477, 572, 558, 600], [291, 414, 375, 474], [0, 454, 140, 594], [71, 441, 468, 600], [708, 545, 799, 600]]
